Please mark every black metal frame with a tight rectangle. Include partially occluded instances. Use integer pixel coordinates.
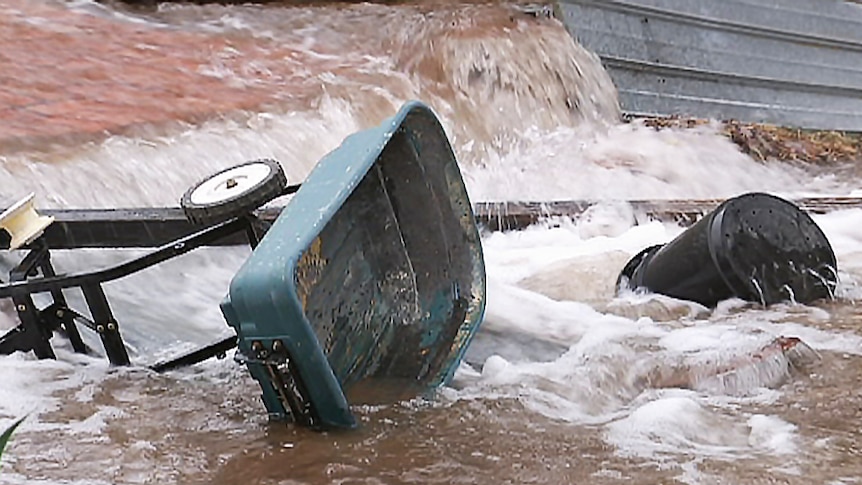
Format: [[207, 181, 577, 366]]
[[0, 214, 262, 370]]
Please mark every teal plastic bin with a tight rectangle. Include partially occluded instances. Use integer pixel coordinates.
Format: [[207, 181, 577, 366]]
[[221, 101, 486, 429]]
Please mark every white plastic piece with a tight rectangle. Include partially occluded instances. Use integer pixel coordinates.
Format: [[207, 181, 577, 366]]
[[0, 193, 54, 250], [189, 162, 272, 205]]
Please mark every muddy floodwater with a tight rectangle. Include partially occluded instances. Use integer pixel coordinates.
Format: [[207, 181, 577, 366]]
[[1, 1, 862, 484]]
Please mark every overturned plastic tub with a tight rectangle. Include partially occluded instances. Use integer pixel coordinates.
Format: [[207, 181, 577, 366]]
[[220, 101, 486, 430], [618, 192, 838, 307]]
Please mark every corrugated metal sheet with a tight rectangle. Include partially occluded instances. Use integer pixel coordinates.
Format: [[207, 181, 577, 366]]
[[553, 0, 862, 130]]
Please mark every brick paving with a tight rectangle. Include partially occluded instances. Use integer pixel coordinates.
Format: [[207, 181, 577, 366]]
[[0, 0, 312, 152]]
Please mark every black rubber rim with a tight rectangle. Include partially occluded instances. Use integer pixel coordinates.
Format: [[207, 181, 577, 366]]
[[616, 244, 663, 292]]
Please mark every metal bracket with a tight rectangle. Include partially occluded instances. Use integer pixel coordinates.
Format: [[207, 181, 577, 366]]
[[0, 214, 263, 369]]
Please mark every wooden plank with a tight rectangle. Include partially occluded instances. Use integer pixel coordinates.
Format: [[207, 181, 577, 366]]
[[472, 197, 862, 230], [4, 197, 860, 249]]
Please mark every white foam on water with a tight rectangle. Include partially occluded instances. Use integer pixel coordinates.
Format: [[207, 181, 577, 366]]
[[0, 347, 111, 426], [0, 96, 365, 209], [461, 121, 850, 202], [450, 207, 862, 474], [605, 392, 753, 458], [2, 108, 861, 482], [1, 5, 861, 477], [747, 414, 799, 455], [813, 210, 862, 299], [0, 475, 108, 485]]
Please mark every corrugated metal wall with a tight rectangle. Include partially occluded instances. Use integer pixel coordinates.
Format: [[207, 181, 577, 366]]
[[553, 0, 862, 130]]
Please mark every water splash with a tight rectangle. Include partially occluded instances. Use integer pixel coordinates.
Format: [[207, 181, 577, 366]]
[[782, 284, 797, 305], [2, 2, 862, 484], [807, 268, 837, 300], [751, 277, 767, 306]]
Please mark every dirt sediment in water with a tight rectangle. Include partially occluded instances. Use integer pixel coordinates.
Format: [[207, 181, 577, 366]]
[[635, 116, 862, 165]]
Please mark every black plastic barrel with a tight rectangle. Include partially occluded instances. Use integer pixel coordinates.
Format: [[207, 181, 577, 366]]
[[617, 193, 838, 307]]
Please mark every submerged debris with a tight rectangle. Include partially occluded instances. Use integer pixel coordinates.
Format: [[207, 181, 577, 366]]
[[690, 336, 821, 395], [640, 336, 821, 395]]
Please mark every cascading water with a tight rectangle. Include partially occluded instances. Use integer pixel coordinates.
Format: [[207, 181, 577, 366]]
[[2, 1, 862, 484]]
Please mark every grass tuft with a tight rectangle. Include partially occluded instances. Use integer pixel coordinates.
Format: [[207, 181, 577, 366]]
[[0, 416, 26, 467]]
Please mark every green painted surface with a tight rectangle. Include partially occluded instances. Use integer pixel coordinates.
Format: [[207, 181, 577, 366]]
[[0, 416, 25, 466], [221, 101, 486, 429]]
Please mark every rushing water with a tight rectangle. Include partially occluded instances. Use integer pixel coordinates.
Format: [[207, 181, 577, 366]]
[[1, 1, 862, 484]]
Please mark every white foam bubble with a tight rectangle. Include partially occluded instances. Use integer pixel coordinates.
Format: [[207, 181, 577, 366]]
[[452, 211, 862, 466], [1, 22, 860, 476], [605, 392, 750, 459], [605, 392, 798, 460], [462, 122, 854, 202], [747, 414, 798, 455]]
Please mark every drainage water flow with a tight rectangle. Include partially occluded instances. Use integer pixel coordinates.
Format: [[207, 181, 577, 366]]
[[0, 1, 861, 484]]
